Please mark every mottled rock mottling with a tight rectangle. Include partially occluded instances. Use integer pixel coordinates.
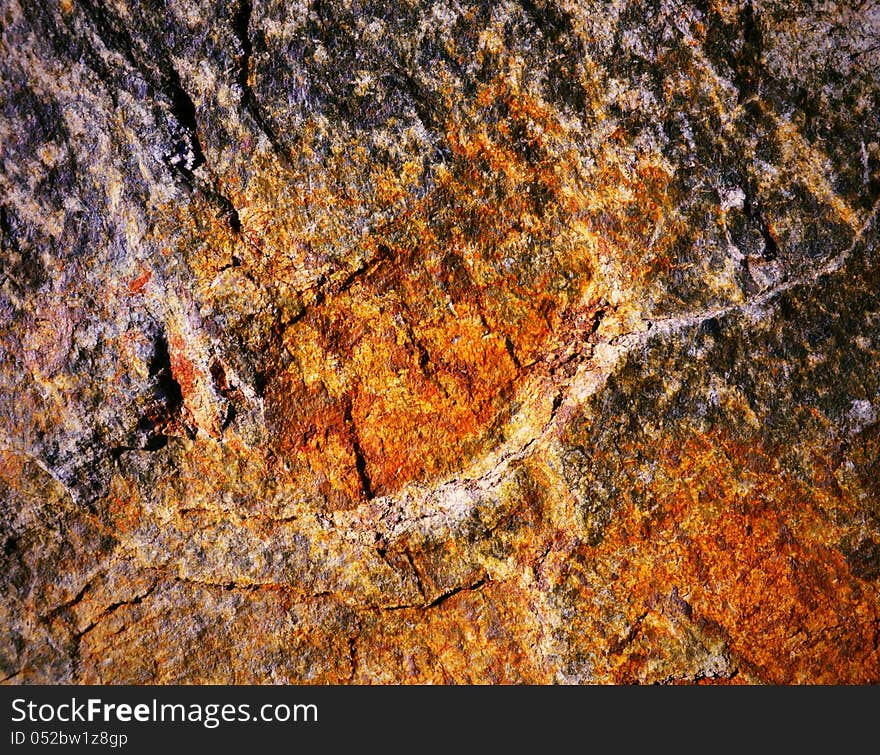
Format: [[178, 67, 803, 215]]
[[2, 0, 879, 683]]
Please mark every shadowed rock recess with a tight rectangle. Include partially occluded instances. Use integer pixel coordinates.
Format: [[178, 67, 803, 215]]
[[1, 0, 879, 684]]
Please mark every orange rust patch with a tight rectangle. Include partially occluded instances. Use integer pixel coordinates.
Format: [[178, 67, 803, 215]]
[[127, 269, 151, 295], [550, 430, 880, 683], [263, 80, 602, 504], [167, 331, 196, 403]]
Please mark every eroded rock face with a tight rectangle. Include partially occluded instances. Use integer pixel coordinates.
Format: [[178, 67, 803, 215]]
[[1, 0, 879, 683]]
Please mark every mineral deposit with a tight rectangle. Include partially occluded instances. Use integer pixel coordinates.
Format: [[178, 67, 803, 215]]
[[1, 0, 879, 683]]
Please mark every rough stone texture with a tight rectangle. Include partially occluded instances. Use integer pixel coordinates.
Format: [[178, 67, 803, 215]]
[[2, 0, 879, 684]]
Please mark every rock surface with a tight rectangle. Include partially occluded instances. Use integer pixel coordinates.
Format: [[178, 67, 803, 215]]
[[1, 0, 879, 683]]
